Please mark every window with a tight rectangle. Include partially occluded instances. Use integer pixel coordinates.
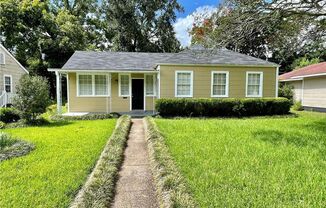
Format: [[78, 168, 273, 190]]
[[119, 74, 130, 96], [211, 71, 229, 97], [175, 71, 193, 97], [246, 72, 263, 97], [77, 74, 109, 96], [145, 75, 155, 96], [95, 75, 108, 95], [0, 53, 4, 65], [4, 75, 12, 93]]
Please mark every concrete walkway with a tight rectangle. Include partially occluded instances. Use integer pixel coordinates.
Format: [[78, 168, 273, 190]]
[[112, 119, 158, 208]]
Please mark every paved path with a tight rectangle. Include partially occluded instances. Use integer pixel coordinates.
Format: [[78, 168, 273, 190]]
[[112, 119, 158, 208]]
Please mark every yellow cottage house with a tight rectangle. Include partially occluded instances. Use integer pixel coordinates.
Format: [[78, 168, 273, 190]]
[[49, 46, 279, 115]]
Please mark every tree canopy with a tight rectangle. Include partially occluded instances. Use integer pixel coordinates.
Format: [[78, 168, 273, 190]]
[[0, 0, 183, 97], [190, 0, 326, 72]]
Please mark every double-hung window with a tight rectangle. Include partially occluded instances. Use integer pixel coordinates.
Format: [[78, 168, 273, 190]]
[[246, 72, 263, 97], [119, 74, 130, 96], [175, 71, 193, 97], [211, 71, 229, 97], [145, 75, 156, 96], [4, 75, 12, 93], [77, 74, 109, 96]]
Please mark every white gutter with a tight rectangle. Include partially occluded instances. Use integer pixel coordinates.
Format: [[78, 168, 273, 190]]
[[279, 78, 303, 82], [48, 68, 158, 73], [156, 63, 280, 68], [292, 73, 326, 79]]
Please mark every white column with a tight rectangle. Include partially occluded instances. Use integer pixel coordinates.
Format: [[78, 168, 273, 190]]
[[56, 71, 62, 114]]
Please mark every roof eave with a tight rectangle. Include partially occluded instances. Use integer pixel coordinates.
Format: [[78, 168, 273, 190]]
[[156, 63, 279, 67], [292, 73, 326, 79], [48, 68, 158, 73], [279, 78, 303, 82]]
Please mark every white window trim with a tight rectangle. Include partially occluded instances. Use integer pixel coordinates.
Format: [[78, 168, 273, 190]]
[[145, 74, 156, 96], [175, 70, 193, 98], [211, 71, 229, 98], [3, 75, 12, 93], [118, 73, 131, 97], [246, 71, 263, 98], [0, 52, 5, 65], [76, 73, 110, 97]]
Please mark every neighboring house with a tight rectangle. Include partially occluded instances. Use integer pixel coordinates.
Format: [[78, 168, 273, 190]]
[[49, 46, 279, 114], [279, 62, 326, 111], [0, 44, 29, 107]]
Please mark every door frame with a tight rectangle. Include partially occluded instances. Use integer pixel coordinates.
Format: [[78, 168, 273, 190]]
[[130, 78, 145, 111]]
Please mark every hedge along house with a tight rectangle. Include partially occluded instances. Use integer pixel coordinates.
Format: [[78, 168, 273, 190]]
[[279, 62, 326, 111], [49, 46, 279, 115]]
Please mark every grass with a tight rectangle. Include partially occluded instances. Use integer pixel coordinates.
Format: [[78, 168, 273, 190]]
[[0, 119, 116, 208], [71, 115, 131, 207], [144, 117, 197, 208], [155, 111, 326, 207]]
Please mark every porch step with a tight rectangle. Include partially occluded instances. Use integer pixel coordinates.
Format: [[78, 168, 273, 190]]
[[119, 111, 156, 118]]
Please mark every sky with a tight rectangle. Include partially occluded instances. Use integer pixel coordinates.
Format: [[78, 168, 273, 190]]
[[174, 0, 221, 47]]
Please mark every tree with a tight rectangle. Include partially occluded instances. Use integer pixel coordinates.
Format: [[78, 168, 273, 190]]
[[102, 0, 183, 52], [13, 75, 51, 123], [291, 57, 320, 69], [190, 0, 326, 72]]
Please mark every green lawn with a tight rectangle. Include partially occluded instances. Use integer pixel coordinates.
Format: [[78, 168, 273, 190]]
[[156, 112, 326, 207], [0, 119, 116, 208]]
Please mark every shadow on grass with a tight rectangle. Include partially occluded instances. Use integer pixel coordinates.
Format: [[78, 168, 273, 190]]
[[253, 130, 309, 148], [304, 120, 326, 134]]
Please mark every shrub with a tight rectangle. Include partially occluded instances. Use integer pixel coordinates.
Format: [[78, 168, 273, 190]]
[[0, 132, 35, 162], [0, 132, 17, 150], [279, 83, 294, 103], [13, 75, 51, 123], [0, 121, 5, 129], [0, 108, 20, 123], [293, 101, 304, 111], [51, 113, 118, 121], [155, 98, 291, 117]]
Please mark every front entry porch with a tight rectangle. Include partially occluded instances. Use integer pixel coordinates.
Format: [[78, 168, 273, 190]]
[[51, 70, 158, 114]]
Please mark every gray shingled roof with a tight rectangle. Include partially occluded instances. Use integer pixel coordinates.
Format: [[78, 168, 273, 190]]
[[63, 51, 175, 71], [161, 47, 278, 66], [62, 47, 278, 71]]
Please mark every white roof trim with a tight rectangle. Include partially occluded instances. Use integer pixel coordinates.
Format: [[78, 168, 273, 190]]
[[292, 73, 326, 79], [279, 78, 303, 82], [0, 44, 29, 74], [48, 68, 158, 73]]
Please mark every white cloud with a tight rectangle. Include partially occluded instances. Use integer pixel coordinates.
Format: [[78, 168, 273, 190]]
[[174, 5, 217, 47]]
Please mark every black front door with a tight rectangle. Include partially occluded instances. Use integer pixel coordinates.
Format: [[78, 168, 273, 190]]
[[132, 79, 144, 110]]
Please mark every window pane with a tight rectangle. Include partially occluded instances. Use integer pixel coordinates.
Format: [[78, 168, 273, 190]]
[[247, 73, 261, 96], [146, 75, 154, 95], [79, 75, 92, 95], [212, 73, 227, 96], [95, 75, 108, 95], [177, 72, 191, 96], [120, 75, 130, 96], [248, 74, 260, 85], [5, 77, 11, 85]]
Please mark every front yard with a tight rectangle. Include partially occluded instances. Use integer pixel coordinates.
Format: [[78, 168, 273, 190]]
[[156, 112, 326, 207], [0, 119, 116, 208]]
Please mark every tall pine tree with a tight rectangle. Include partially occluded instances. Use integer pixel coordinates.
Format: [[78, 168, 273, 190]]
[[102, 0, 183, 52]]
